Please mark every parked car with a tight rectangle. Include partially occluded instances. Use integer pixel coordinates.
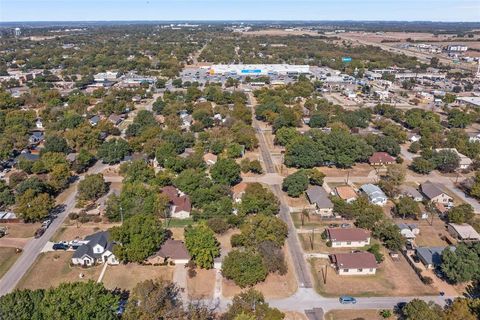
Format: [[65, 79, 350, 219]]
[[34, 228, 45, 239], [339, 296, 357, 304], [42, 219, 52, 229], [340, 223, 350, 228], [394, 302, 407, 313], [52, 243, 69, 250]]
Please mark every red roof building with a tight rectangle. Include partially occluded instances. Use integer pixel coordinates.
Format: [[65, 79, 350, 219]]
[[161, 186, 192, 219], [369, 152, 396, 166], [331, 252, 377, 275]]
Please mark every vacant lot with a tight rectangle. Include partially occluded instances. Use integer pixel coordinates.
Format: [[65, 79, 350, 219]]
[[0, 247, 20, 278], [187, 268, 216, 299], [284, 312, 308, 320], [407, 219, 451, 247], [320, 163, 373, 178], [310, 251, 436, 297], [222, 246, 297, 299], [17, 252, 101, 290], [102, 264, 174, 290], [325, 309, 389, 320], [0, 223, 40, 238]]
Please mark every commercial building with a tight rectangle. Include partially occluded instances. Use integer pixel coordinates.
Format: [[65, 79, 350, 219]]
[[206, 64, 311, 77]]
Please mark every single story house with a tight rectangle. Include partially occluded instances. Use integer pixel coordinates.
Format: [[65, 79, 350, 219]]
[[203, 152, 218, 166], [335, 185, 358, 203], [468, 133, 480, 144], [29, 131, 44, 144], [369, 152, 396, 166], [232, 182, 248, 203], [420, 181, 453, 206], [71, 231, 118, 267], [447, 223, 480, 242], [435, 148, 472, 170], [397, 223, 420, 239], [305, 186, 334, 216], [416, 246, 455, 269], [326, 228, 370, 247], [360, 184, 388, 206], [108, 114, 124, 126], [16, 152, 40, 163], [89, 115, 100, 126], [146, 239, 190, 265], [161, 186, 192, 219], [330, 252, 377, 275], [399, 185, 423, 202]]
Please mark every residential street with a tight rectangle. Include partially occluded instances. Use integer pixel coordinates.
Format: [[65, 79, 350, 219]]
[[0, 161, 108, 296]]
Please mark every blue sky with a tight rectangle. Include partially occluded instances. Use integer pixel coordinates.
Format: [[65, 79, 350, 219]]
[[1, 0, 479, 22]]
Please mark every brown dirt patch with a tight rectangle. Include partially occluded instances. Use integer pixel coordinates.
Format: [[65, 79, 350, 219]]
[[0, 247, 20, 278], [169, 227, 185, 241], [17, 252, 101, 290], [52, 222, 120, 242], [222, 246, 297, 299], [319, 164, 373, 178], [311, 250, 437, 297], [187, 268, 216, 299], [0, 237, 30, 248], [216, 229, 240, 255], [325, 309, 387, 320], [0, 223, 40, 238], [102, 264, 174, 291], [285, 311, 308, 320]]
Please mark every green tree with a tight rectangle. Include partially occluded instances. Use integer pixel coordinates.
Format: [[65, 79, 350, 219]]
[[410, 157, 435, 174], [395, 197, 420, 219], [110, 213, 166, 263], [307, 168, 326, 186], [211, 158, 241, 186], [97, 138, 131, 164], [120, 160, 155, 183], [222, 289, 285, 320], [222, 250, 267, 288], [15, 190, 54, 222], [432, 149, 460, 173], [238, 183, 279, 216], [77, 174, 109, 202], [48, 163, 71, 191], [447, 204, 474, 224], [282, 170, 309, 197], [184, 224, 220, 269], [441, 243, 480, 283], [235, 215, 288, 248], [402, 299, 444, 320]]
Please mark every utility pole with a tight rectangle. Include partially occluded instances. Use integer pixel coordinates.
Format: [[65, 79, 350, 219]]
[[310, 228, 315, 250]]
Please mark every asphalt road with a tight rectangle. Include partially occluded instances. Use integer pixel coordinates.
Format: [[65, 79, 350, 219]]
[[0, 161, 107, 296], [250, 92, 313, 288]]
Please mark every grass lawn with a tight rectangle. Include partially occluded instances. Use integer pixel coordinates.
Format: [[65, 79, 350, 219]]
[[187, 268, 216, 299], [0, 247, 20, 278], [325, 309, 391, 320], [291, 212, 331, 229], [0, 223, 40, 238], [310, 252, 437, 297], [102, 264, 174, 291], [164, 218, 195, 228], [222, 246, 297, 299], [17, 252, 101, 290]]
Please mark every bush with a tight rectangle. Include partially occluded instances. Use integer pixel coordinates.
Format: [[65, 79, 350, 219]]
[[68, 212, 79, 220], [230, 234, 244, 247], [206, 218, 229, 234], [282, 170, 309, 197], [421, 276, 433, 285]]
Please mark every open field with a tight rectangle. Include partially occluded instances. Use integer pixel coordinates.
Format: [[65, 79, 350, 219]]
[[102, 264, 174, 290], [284, 312, 308, 320], [242, 29, 320, 37], [0, 223, 40, 238], [0, 247, 20, 278], [222, 246, 297, 299], [310, 252, 437, 297], [325, 309, 390, 320], [17, 252, 101, 290], [319, 163, 373, 178], [187, 268, 216, 299]]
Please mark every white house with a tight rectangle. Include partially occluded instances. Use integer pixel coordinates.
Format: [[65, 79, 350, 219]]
[[420, 181, 453, 206], [326, 228, 370, 248], [397, 223, 420, 240], [71, 231, 118, 267], [360, 184, 388, 206], [331, 252, 377, 275]]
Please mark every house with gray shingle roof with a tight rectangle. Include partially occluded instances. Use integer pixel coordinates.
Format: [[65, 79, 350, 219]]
[[305, 186, 333, 216], [71, 231, 118, 267], [360, 184, 387, 206], [420, 181, 453, 206]]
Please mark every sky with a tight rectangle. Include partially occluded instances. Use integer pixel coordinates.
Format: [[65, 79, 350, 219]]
[[1, 0, 479, 22]]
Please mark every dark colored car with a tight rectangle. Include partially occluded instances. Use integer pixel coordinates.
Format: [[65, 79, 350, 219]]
[[34, 228, 45, 239], [52, 243, 69, 250]]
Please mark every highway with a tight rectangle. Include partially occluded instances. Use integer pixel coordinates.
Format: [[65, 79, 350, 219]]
[[0, 161, 107, 296]]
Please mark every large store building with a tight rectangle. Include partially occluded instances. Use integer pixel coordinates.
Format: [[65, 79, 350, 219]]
[[206, 64, 311, 76]]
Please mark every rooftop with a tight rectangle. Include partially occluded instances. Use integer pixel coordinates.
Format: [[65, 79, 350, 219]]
[[332, 252, 377, 269], [305, 186, 333, 208], [327, 228, 370, 242]]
